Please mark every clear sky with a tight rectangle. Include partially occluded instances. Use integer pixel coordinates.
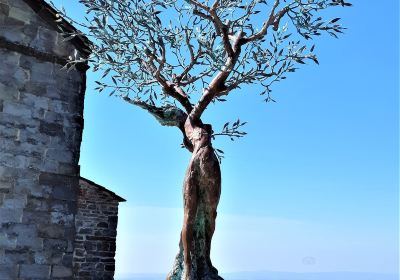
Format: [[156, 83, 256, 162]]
[[52, 0, 398, 277]]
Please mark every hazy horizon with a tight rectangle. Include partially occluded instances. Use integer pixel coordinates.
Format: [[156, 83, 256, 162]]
[[115, 271, 399, 280]]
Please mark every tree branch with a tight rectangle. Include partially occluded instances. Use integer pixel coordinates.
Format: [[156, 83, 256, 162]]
[[123, 96, 187, 127], [141, 49, 193, 113], [241, 0, 289, 44], [189, 32, 245, 120], [187, 0, 210, 11]]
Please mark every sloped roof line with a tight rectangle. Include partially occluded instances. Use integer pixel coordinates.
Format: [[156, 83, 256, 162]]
[[22, 0, 92, 57], [79, 177, 127, 202]]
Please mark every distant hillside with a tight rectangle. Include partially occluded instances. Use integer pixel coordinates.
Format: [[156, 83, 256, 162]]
[[116, 271, 398, 280]]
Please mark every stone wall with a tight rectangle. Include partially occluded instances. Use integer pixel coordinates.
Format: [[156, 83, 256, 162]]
[[73, 178, 122, 280], [0, 0, 87, 278]]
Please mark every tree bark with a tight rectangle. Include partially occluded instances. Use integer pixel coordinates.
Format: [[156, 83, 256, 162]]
[[167, 120, 223, 280]]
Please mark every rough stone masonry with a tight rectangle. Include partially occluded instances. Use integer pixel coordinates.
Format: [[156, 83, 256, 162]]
[[0, 0, 125, 279]]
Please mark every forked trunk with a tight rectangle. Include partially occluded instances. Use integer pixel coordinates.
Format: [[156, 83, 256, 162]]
[[167, 121, 223, 280]]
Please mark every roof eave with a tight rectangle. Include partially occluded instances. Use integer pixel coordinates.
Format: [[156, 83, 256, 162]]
[[22, 0, 92, 57], [79, 177, 127, 203]]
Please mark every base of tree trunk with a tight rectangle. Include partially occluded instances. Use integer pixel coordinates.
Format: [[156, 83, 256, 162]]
[[166, 205, 224, 280]]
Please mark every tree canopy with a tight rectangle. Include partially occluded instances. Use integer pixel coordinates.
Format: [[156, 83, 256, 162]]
[[52, 0, 351, 145]]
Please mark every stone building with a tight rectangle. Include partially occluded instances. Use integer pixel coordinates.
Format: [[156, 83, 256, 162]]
[[74, 178, 125, 279], [0, 0, 125, 279]]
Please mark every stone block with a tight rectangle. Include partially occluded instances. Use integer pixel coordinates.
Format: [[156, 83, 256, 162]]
[[39, 121, 64, 137], [2, 101, 31, 118], [66, 240, 73, 253], [1, 248, 32, 264], [13, 68, 30, 87], [33, 251, 48, 265], [30, 61, 54, 84], [15, 180, 52, 199], [0, 180, 13, 192], [61, 253, 73, 266], [0, 49, 20, 67], [0, 265, 18, 280], [0, 249, 5, 264], [0, 82, 20, 101], [26, 197, 49, 211], [37, 224, 64, 239], [97, 222, 108, 228], [52, 185, 76, 201], [43, 238, 67, 253], [0, 18, 28, 45], [22, 24, 38, 43], [22, 210, 50, 225], [45, 148, 73, 163], [14, 223, 43, 250], [31, 26, 57, 54], [41, 159, 59, 174], [33, 250, 62, 265], [58, 162, 79, 176], [0, 3, 9, 16], [0, 208, 22, 223], [0, 232, 16, 249], [47, 99, 69, 114], [19, 264, 51, 278], [20, 80, 45, 96], [2, 194, 27, 208], [8, 6, 32, 23], [21, 92, 49, 110], [52, 265, 72, 278], [105, 264, 115, 272], [0, 165, 19, 178], [38, 172, 73, 187], [50, 211, 74, 227]]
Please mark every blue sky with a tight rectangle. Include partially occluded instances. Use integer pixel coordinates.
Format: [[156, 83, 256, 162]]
[[52, 0, 398, 276]]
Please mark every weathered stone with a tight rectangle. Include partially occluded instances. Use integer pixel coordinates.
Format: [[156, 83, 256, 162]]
[[2, 101, 31, 118], [45, 148, 73, 163], [32, 26, 57, 48], [0, 82, 19, 101], [0, 2, 123, 278], [2, 194, 27, 208], [0, 180, 13, 192], [13, 68, 30, 86], [52, 264, 73, 278], [39, 121, 64, 137], [0, 232, 17, 249], [0, 3, 10, 16], [50, 211, 74, 227], [15, 181, 52, 198], [0, 208, 23, 223], [0, 265, 18, 280], [22, 210, 50, 225], [37, 224, 64, 239], [12, 224, 43, 250], [95, 262, 104, 271], [26, 197, 49, 211], [105, 264, 115, 271], [8, 6, 32, 24], [2, 249, 32, 264], [30, 61, 54, 83], [43, 238, 67, 253], [21, 93, 48, 110], [52, 185, 76, 201], [97, 222, 108, 228], [19, 264, 51, 278]]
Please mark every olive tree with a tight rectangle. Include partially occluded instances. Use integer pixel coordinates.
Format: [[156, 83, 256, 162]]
[[51, 0, 351, 279]]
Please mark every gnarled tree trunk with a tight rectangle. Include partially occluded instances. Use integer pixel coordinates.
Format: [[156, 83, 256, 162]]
[[167, 120, 223, 280]]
